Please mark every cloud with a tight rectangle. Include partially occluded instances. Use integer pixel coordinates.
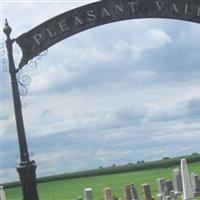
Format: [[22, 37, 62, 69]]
[[26, 27, 171, 95], [176, 98, 200, 121], [0, 114, 9, 121], [40, 109, 65, 124], [129, 29, 172, 60]]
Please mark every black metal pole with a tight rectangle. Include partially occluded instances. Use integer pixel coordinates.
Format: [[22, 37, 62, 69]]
[[3, 20, 39, 200]]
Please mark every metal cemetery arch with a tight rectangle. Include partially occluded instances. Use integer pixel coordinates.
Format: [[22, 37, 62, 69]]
[[16, 0, 200, 68], [3, 0, 200, 200]]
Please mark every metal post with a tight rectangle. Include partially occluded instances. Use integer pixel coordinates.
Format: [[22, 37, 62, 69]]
[[3, 20, 39, 200]]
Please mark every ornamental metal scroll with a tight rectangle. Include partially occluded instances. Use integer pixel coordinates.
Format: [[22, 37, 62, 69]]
[[16, 0, 200, 69], [17, 49, 48, 96]]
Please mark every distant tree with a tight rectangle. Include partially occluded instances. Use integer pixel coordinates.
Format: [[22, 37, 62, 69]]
[[127, 162, 133, 165], [192, 152, 198, 155], [162, 157, 170, 160]]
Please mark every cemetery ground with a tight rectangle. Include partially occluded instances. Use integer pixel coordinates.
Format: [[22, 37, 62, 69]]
[[5, 160, 200, 200]]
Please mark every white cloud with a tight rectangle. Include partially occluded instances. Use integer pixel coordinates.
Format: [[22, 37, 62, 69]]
[[130, 29, 172, 60], [95, 148, 132, 161]]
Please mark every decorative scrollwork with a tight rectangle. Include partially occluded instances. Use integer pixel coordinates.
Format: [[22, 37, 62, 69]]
[[17, 49, 48, 97], [0, 42, 9, 72], [17, 70, 31, 96], [36, 49, 48, 61], [21, 49, 48, 73]]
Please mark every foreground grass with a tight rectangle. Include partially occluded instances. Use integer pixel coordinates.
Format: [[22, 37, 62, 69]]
[[5, 161, 200, 200]]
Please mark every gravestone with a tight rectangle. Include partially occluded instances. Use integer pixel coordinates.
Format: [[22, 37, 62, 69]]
[[123, 184, 132, 200], [130, 184, 139, 200], [191, 173, 200, 196], [141, 183, 152, 200], [0, 186, 6, 200], [103, 187, 113, 200], [164, 180, 174, 196], [123, 184, 139, 200], [172, 169, 183, 192], [157, 178, 165, 195], [181, 159, 194, 200], [84, 188, 93, 200]]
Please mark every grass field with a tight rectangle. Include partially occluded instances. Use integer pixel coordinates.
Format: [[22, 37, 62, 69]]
[[5, 161, 200, 200]]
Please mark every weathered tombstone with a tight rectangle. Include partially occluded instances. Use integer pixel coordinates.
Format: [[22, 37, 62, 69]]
[[164, 180, 174, 196], [191, 173, 200, 196], [0, 186, 6, 200], [141, 183, 152, 200], [123, 184, 132, 200], [130, 184, 139, 200], [172, 169, 183, 192], [181, 159, 194, 200], [157, 178, 165, 195], [84, 188, 93, 200], [103, 187, 113, 200]]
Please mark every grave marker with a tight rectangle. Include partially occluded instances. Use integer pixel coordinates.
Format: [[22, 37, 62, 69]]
[[191, 173, 200, 196], [130, 184, 139, 200], [84, 188, 93, 200], [164, 180, 173, 196], [142, 183, 152, 200], [0, 186, 6, 200], [103, 187, 113, 200], [172, 169, 183, 192], [157, 178, 165, 195], [181, 159, 194, 200], [123, 184, 132, 200]]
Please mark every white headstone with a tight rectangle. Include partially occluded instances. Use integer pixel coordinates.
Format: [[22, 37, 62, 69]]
[[181, 159, 194, 200], [84, 188, 93, 200], [0, 186, 6, 200]]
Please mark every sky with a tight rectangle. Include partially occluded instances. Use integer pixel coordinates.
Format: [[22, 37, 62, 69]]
[[1, 0, 200, 183]]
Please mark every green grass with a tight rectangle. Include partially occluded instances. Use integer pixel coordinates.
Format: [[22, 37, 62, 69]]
[[5, 161, 200, 200]]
